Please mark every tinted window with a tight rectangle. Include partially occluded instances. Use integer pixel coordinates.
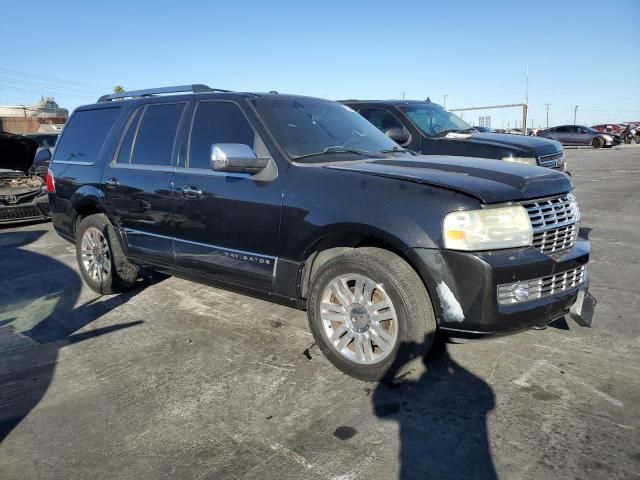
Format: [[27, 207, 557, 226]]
[[131, 103, 184, 166], [53, 107, 120, 162], [189, 102, 257, 170], [359, 108, 404, 132], [556, 126, 569, 133], [116, 108, 142, 163]]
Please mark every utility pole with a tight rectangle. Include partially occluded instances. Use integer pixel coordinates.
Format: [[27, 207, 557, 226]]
[[443, 94, 448, 108], [402, 92, 405, 100], [544, 103, 551, 128], [573, 105, 579, 125]]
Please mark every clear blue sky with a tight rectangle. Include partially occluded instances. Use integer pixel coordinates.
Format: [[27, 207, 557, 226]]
[[2, 0, 638, 127]]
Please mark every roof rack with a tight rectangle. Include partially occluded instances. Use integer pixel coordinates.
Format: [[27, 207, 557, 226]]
[[97, 84, 231, 103]]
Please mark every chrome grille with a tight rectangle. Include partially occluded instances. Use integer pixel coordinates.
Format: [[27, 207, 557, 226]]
[[538, 151, 564, 168], [522, 194, 580, 257], [498, 265, 587, 305]]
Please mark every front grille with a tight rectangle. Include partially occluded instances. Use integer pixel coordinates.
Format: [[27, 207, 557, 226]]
[[522, 193, 580, 257], [0, 205, 45, 222], [497, 265, 587, 305]]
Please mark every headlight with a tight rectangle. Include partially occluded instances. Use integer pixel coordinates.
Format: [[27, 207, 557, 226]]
[[443, 205, 533, 251], [501, 156, 537, 166]]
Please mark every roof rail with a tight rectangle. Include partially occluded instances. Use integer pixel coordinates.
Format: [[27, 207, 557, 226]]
[[97, 84, 231, 103]]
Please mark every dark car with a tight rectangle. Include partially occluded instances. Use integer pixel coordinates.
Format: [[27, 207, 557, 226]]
[[47, 85, 593, 381], [341, 99, 567, 171], [0, 132, 50, 223], [24, 133, 59, 149], [536, 125, 619, 148]]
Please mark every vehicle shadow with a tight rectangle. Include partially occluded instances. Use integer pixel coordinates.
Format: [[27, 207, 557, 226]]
[[372, 339, 497, 480], [0, 230, 155, 443]]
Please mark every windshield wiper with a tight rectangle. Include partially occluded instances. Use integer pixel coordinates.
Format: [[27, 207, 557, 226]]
[[379, 146, 417, 155], [292, 146, 376, 161]]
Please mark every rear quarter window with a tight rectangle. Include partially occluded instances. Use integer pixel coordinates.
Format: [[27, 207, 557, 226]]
[[53, 107, 121, 163]]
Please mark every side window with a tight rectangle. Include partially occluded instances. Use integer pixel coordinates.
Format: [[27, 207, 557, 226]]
[[130, 103, 185, 166], [53, 107, 121, 162], [188, 101, 261, 170], [556, 126, 569, 133], [358, 108, 404, 132], [116, 108, 142, 163]]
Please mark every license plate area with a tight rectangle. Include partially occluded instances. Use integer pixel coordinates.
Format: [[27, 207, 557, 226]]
[[569, 288, 596, 327]]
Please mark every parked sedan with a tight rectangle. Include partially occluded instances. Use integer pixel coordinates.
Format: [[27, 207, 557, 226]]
[[537, 125, 618, 148]]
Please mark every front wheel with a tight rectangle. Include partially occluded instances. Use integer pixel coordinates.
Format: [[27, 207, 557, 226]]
[[307, 248, 436, 381], [75, 214, 139, 294], [592, 137, 605, 149]]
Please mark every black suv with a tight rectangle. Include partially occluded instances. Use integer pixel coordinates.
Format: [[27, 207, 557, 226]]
[[342, 99, 567, 171], [47, 85, 593, 381]]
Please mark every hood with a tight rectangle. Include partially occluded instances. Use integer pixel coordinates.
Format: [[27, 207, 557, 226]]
[[0, 133, 38, 173], [442, 132, 562, 157], [324, 155, 572, 204]]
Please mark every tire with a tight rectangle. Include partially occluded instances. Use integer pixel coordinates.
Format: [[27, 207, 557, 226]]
[[307, 247, 436, 382], [592, 137, 605, 149], [75, 214, 140, 294]]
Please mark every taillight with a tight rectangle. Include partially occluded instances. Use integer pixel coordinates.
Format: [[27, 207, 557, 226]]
[[46, 168, 55, 193]]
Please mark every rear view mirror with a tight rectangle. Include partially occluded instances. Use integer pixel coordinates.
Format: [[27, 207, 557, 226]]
[[210, 143, 269, 174], [384, 127, 410, 145]]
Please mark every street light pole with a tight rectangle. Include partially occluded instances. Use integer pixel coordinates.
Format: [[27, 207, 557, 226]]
[[544, 103, 551, 128], [443, 94, 448, 108], [573, 105, 579, 125]]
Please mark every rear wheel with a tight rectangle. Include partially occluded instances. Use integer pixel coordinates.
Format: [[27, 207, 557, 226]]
[[592, 137, 605, 149], [75, 214, 139, 294], [307, 247, 436, 381]]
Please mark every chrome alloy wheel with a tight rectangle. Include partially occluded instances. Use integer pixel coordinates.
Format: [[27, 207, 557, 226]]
[[80, 227, 112, 283], [320, 274, 398, 365]]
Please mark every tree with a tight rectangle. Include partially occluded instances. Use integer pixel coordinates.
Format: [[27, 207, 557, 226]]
[[113, 85, 125, 94]]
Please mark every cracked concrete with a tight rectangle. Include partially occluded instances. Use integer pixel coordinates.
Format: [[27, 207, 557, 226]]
[[0, 145, 639, 479]]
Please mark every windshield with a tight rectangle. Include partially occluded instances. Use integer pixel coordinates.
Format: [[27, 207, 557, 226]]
[[253, 97, 398, 160], [401, 104, 472, 137]]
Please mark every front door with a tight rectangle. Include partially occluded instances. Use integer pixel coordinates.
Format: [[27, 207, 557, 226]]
[[172, 100, 283, 292], [102, 102, 186, 266]]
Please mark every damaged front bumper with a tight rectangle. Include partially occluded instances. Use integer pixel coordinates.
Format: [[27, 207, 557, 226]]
[[0, 176, 50, 224], [409, 239, 591, 338]]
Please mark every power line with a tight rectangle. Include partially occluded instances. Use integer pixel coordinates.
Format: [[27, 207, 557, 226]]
[[0, 68, 112, 90]]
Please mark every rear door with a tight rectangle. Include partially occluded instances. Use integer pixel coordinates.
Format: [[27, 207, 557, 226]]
[[172, 100, 283, 292], [102, 101, 186, 266]]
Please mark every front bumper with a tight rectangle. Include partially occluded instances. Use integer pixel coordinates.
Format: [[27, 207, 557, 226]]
[[0, 192, 50, 224], [409, 238, 590, 337]]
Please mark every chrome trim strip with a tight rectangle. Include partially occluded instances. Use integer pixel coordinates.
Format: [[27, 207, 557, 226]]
[[122, 227, 277, 275], [174, 167, 250, 179], [110, 163, 175, 172], [52, 160, 96, 166]]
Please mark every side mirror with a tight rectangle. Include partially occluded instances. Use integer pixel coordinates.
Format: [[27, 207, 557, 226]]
[[384, 127, 410, 145], [34, 147, 52, 165], [210, 143, 269, 174]]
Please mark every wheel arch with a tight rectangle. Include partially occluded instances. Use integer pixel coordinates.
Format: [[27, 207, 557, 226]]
[[69, 185, 108, 237], [297, 227, 432, 303]]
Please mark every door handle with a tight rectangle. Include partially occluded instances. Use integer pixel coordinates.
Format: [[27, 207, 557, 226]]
[[105, 177, 119, 187], [181, 185, 202, 199]]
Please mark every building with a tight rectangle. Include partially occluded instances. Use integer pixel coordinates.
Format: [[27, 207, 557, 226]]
[[0, 97, 68, 134]]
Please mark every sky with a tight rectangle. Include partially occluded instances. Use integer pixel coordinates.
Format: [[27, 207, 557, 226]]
[[1, 0, 639, 128]]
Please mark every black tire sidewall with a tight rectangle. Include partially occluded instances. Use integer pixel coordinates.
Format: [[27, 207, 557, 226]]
[[307, 250, 434, 381]]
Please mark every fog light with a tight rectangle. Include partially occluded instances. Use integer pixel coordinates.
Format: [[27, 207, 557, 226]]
[[512, 283, 530, 302]]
